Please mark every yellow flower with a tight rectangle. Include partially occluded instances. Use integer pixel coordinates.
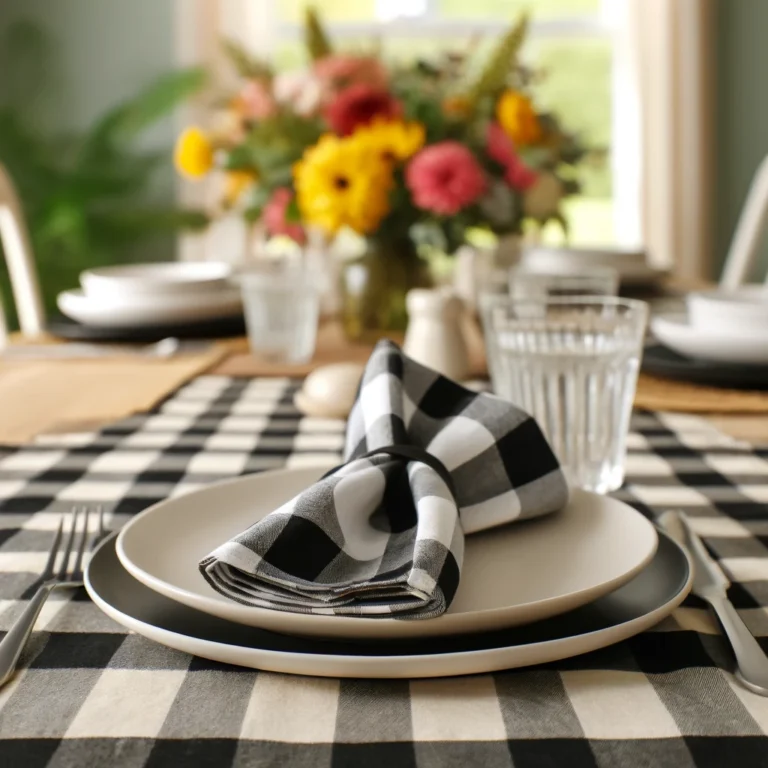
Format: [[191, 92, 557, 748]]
[[351, 119, 425, 163], [293, 134, 393, 236], [223, 170, 258, 207], [496, 90, 542, 146], [174, 127, 214, 179]]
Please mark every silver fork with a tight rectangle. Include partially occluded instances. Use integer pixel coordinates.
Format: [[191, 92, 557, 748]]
[[0, 505, 106, 688]]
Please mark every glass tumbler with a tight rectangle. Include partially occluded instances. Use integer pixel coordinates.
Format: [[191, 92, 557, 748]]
[[484, 296, 649, 493], [237, 262, 321, 364], [482, 266, 619, 386]]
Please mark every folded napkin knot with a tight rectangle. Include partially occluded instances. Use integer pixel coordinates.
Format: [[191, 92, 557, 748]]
[[322, 444, 457, 502], [200, 340, 569, 619]]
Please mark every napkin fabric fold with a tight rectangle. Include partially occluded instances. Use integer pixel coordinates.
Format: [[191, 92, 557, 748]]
[[200, 341, 568, 619]]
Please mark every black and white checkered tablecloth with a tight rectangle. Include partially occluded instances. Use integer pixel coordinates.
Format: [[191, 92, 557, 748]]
[[2, 375, 768, 767]]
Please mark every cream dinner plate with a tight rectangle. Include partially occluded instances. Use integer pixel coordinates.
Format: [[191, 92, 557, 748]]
[[651, 314, 768, 365], [116, 465, 659, 640], [88, 533, 691, 678], [57, 287, 242, 328]]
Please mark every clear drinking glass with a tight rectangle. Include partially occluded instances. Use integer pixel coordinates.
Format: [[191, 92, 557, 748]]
[[480, 267, 619, 386], [508, 266, 619, 300], [237, 262, 321, 364], [484, 296, 649, 493]]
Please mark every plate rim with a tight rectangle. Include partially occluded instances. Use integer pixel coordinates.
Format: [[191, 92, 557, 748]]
[[115, 464, 659, 640], [642, 345, 768, 391], [58, 287, 242, 313], [521, 254, 668, 283], [643, 343, 768, 374], [57, 288, 243, 328], [87, 534, 692, 679], [652, 313, 768, 342], [651, 313, 768, 364]]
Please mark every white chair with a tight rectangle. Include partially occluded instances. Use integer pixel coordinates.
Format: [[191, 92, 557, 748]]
[[0, 163, 46, 336], [720, 155, 768, 290]]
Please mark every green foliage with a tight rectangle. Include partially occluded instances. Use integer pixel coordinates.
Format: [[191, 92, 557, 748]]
[[304, 6, 333, 61], [466, 14, 528, 105], [208, 6, 600, 253], [227, 113, 323, 201], [221, 38, 273, 81], [0, 21, 208, 327]]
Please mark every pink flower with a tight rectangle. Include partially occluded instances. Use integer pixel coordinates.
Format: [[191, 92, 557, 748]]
[[406, 142, 487, 216], [486, 122, 538, 191], [324, 84, 402, 136], [314, 55, 388, 90], [273, 69, 324, 116], [239, 79, 277, 121], [264, 188, 306, 244]]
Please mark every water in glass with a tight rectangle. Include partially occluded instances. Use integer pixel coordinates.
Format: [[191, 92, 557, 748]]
[[485, 297, 648, 493]]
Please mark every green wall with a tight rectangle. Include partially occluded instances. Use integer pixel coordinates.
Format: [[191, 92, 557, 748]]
[[0, 0, 175, 133], [0, 0, 178, 245], [716, 0, 768, 280], [0, 0, 180, 323]]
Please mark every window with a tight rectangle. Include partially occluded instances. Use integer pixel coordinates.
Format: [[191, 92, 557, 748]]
[[265, 0, 628, 247]]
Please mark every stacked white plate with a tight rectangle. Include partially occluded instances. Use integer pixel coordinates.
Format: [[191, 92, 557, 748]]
[[57, 262, 242, 328], [521, 245, 668, 287], [85, 464, 693, 679], [652, 286, 768, 364]]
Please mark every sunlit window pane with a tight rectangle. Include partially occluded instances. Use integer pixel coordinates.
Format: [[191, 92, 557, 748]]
[[375, 0, 428, 22], [437, 0, 601, 18], [532, 38, 613, 244], [277, 0, 376, 24]]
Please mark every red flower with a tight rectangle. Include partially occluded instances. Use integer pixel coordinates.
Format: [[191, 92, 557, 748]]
[[264, 188, 306, 244], [406, 142, 487, 216], [486, 122, 538, 192], [324, 84, 402, 136], [314, 55, 388, 90]]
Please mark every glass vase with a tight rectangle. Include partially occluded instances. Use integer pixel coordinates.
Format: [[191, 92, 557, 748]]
[[340, 237, 432, 343]]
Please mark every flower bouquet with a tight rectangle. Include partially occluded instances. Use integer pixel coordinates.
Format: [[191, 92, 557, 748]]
[[175, 8, 590, 340]]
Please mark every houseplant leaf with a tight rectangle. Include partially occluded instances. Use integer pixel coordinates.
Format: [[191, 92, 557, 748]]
[[81, 67, 207, 157]]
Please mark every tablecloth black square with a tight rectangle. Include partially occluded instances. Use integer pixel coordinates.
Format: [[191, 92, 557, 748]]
[[0, 376, 767, 767]]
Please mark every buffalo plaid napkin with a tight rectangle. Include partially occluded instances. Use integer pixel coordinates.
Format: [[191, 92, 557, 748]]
[[200, 341, 568, 619]]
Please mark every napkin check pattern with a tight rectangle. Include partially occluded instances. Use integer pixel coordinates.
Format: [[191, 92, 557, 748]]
[[200, 341, 568, 618]]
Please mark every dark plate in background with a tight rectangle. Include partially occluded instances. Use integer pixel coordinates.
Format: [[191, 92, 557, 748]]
[[643, 344, 768, 390], [48, 313, 246, 342]]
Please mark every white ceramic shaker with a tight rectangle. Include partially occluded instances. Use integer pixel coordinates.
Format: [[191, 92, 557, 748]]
[[403, 288, 470, 381]]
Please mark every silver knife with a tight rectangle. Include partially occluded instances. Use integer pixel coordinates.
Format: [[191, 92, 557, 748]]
[[659, 511, 768, 696]]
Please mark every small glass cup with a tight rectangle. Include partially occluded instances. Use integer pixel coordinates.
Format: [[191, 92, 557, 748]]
[[508, 266, 620, 300], [483, 296, 649, 493], [237, 261, 321, 364]]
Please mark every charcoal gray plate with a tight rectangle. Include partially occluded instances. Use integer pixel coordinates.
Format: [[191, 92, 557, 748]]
[[85, 533, 691, 678], [48, 312, 246, 342], [643, 344, 768, 390]]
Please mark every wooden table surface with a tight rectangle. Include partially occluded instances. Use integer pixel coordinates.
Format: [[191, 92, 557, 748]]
[[7, 309, 768, 446], [207, 322, 768, 446]]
